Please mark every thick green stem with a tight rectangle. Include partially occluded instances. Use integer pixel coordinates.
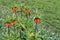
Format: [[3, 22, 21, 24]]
[[26, 14, 28, 21], [8, 26, 10, 37], [15, 12, 18, 19], [14, 25, 16, 40], [34, 23, 38, 40], [20, 31, 22, 40], [29, 12, 30, 18]]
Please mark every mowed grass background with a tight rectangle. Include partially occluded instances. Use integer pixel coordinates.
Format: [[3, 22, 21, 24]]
[[0, 0, 60, 40]]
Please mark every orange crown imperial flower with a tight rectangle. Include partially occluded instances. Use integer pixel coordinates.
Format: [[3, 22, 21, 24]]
[[11, 7, 17, 11], [11, 19, 17, 24], [20, 6, 24, 9], [5, 22, 12, 27], [24, 10, 30, 13], [34, 17, 41, 23]]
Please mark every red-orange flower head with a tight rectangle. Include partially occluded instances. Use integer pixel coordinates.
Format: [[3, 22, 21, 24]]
[[11, 19, 17, 24], [34, 17, 41, 23], [24, 10, 30, 13], [5, 22, 12, 27], [20, 6, 24, 10], [11, 7, 17, 12]]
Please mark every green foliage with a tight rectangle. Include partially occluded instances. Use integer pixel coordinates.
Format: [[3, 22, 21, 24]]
[[0, 0, 60, 40]]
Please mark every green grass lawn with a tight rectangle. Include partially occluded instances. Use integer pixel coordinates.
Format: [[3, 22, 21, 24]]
[[0, 0, 60, 40]]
